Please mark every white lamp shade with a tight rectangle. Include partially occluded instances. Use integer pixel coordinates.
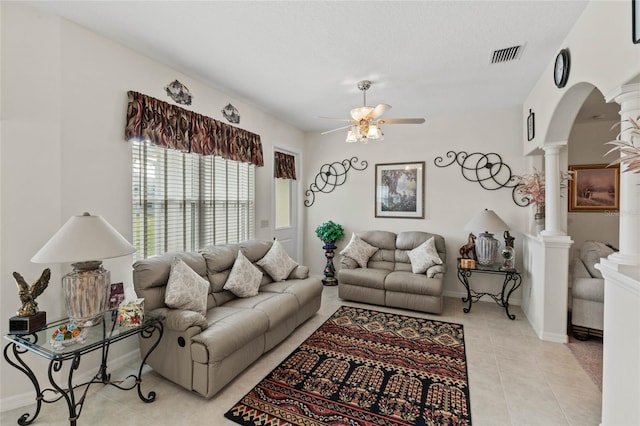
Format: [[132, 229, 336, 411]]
[[31, 212, 135, 264], [464, 209, 509, 233]]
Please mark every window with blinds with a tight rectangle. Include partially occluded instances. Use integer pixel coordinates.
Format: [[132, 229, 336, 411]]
[[132, 140, 255, 259]]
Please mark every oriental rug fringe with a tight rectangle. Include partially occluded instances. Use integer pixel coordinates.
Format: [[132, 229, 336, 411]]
[[225, 306, 471, 426]]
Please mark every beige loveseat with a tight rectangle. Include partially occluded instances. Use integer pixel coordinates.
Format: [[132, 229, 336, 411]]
[[571, 240, 615, 339], [133, 240, 323, 398], [337, 231, 447, 314]]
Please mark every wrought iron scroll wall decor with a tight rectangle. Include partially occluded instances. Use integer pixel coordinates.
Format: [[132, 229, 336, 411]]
[[434, 151, 530, 207], [305, 157, 368, 207]]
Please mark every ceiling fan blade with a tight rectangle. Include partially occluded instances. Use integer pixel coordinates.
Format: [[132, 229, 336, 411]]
[[316, 116, 353, 122], [350, 107, 374, 121], [368, 104, 392, 119], [377, 118, 426, 124], [321, 124, 352, 135]]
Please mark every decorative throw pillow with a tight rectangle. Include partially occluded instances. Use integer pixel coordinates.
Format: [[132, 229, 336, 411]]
[[407, 237, 443, 274], [223, 250, 263, 297], [164, 257, 209, 316], [256, 239, 298, 281], [339, 233, 378, 268]]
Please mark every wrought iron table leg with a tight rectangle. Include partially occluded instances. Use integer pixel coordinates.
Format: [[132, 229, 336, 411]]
[[458, 269, 473, 313], [136, 321, 163, 402], [4, 343, 43, 425], [48, 354, 84, 426], [501, 273, 522, 320]]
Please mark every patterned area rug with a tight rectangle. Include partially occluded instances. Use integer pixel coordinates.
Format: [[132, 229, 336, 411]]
[[225, 306, 471, 426]]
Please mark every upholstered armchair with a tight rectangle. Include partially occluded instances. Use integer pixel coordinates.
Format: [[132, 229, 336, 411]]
[[570, 241, 616, 340]]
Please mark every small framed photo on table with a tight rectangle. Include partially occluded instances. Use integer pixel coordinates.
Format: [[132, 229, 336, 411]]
[[375, 162, 425, 218]]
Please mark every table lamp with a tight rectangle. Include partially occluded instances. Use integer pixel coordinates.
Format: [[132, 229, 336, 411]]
[[464, 209, 509, 265], [31, 212, 135, 326]]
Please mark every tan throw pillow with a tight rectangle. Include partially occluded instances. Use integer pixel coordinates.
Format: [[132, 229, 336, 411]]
[[223, 250, 262, 297], [339, 233, 378, 268], [256, 239, 298, 281], [165, 257, 209, 316], [407, 237, 443, 274]]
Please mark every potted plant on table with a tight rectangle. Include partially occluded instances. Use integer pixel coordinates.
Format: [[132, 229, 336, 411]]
[[315, 221, 345, 286]]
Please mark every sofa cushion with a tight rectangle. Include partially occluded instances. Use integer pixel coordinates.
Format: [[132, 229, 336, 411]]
[[224, 292, 298, 330], [340, 233, 378, 268], [134, 251, 209, 312], [164, 257, 209, 316], [260, 278, 322, 308], [384, 271, 443, 297], [338, 267, 389, 289], [407, 237, 443, 274], [579, 241, 615, 279], [223, 251, 263, 297], [256, 239, 298, 281], [193, 306, 269, 364], [288, 265, 309, 280]]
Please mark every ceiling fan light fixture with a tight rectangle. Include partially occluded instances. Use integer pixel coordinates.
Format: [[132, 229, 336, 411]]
[[345, 127, 358, 143], [367, 124, 383, 140]]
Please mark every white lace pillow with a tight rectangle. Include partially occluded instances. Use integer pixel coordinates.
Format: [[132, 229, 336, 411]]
[[256, 239, 298, 281], [164, 257, 209, 315], [407, 237, 443, 274], [223, 250, 263, 297], [339, 233, 378, 268]]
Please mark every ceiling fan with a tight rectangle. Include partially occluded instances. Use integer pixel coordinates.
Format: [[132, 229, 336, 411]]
[[319, 80, 425, 143]]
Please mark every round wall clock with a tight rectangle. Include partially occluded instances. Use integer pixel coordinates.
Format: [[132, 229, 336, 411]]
[[554, 48, 570, 88]]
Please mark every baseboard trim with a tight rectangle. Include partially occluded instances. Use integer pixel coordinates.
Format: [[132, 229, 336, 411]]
[[0, 349, 140, 412]]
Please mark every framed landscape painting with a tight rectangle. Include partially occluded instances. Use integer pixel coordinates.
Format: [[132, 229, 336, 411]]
[[568, 164, 620, 212], [375, 162, 424, 218]]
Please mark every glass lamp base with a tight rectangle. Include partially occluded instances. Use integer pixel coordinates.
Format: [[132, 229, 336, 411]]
[[475, 232, 499, 265], [63, 261, 110, 326]]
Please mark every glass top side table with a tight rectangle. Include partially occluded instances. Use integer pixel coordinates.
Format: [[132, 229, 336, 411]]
[[456, 258, 522, 320], [4, 309, 163, 426]]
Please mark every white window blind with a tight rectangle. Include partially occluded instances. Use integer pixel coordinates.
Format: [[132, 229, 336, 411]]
[[132, 140, 255, 259]]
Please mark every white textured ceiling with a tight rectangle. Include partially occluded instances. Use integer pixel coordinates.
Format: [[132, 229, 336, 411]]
[[27, 1, 592, 132]]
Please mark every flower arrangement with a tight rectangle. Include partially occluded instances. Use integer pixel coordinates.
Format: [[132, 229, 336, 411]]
[[514, 169, 573, 206], [315, 220, 345, 242], [514, 169, 545, 206], [605, 115, 640, 174]]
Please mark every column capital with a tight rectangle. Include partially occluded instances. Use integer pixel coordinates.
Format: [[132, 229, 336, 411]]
[[605, 83, 640, 104], [542, 141, 567, 154]]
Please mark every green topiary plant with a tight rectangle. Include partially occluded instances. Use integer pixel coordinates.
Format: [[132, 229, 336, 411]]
[[315, 220, 345, 242]]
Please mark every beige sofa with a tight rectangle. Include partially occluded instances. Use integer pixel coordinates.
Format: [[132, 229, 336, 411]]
[[571, 240, 615, 339], [133, 240, 323, 398], [337, 231, 447, 314]]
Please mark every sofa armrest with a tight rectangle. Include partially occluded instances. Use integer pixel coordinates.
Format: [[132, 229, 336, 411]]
[[426, 264, 447, 279], [152, 307, 208, 332], [340, 256, 358, 270]]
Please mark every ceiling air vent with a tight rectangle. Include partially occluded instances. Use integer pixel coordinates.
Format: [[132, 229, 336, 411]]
[[490, 45, 523, 64]]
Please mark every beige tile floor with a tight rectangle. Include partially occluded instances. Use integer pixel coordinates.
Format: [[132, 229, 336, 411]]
[[1, 286, 602, 425]]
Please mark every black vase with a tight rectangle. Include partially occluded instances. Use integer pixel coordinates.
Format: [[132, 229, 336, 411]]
[[322, 240, 338, 286]]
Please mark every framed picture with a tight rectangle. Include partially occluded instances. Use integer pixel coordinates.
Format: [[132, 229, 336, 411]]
[[375, 162, 425, 218], [109, 282, 125, 309], [634, 0, 640, 44], [527, 109, 535, 141], [568, 164, 620, 212]]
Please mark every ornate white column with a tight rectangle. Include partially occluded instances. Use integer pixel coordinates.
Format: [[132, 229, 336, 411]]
[[541, 142, 566, 236], [604, 83, 640, 268]]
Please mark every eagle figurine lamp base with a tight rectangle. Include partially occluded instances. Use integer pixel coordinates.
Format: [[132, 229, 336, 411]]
[[9, 311, 47, 335]]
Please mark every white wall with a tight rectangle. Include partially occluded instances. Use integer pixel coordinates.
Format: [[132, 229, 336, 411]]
[[567, 117, 620, 261], [0, 3, 304, 405], [303, 106, 529, 300]]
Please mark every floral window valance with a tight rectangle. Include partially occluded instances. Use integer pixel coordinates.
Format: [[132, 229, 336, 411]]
[[274, 151, 297, 180], [124, 91, 263, 167]]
